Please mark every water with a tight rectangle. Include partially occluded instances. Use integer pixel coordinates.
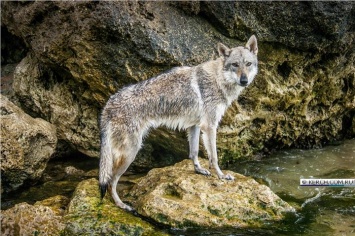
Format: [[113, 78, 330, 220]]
[[1, 154, 99, 209], [233, 139, 355, 200], [229, 139, 355, 235], [2, 139, 355, 235]]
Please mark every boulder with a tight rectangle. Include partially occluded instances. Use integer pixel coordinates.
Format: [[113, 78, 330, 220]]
[[0, 195, 68, 235], [126, 159, 295, 228], [11, 54, 100, 157], [1, 1, 354, 165], [0, 95, 57, 193], [63, 178, 165, 235]]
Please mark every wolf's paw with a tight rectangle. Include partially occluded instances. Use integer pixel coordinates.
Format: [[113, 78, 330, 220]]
[[195, 167, 211, 176], [117, 202, 135, 212], [219, 173, 235, 180], [126, 205, 135, 212]]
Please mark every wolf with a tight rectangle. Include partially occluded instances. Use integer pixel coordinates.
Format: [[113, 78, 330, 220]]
[[99, 35, 258, 211]]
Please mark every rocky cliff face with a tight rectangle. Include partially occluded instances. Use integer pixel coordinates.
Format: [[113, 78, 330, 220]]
[[1, 2, 354, 171]]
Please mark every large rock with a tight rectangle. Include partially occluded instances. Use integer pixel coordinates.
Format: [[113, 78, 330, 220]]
[[126, 159, 295, 228], [63, 178, 165, 235], [11, 53, 100, 157], [1, 195, 68, 235], [0, 95, 57, 193], [1, 2, 354, 165]]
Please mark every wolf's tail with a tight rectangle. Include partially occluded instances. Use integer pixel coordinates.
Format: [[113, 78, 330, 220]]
[[99, 124, 112, 200]]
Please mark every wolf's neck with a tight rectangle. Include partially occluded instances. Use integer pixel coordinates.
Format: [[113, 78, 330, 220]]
[[223, 85, 245, 106]]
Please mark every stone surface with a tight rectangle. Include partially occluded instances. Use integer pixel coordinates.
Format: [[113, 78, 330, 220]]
[[126, 159, 295, 228], [1, 1, 354, 166], [0, 94, 57, 193], [217, 41, 355, 163], [64, 166, 86, 176], [0, 196, 68, 236], [11, 54, 100, 157], [196, 2, 354, 51], [63, 178, 165, 235], [34, 195, 70, 215]]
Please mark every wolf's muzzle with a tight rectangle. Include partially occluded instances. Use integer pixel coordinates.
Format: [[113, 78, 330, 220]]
[[240, 74, 248, 86]]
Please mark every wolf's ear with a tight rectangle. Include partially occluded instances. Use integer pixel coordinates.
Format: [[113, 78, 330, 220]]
[[245, 35, 258, 55], [218, 43, 231, 58]]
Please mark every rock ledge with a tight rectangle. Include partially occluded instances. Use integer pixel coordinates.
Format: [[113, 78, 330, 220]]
[[126, 159, 295, 228]]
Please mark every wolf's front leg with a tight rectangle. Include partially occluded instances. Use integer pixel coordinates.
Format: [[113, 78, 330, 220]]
[[188, 125, 211, 176], [201, 126, 234, 180]]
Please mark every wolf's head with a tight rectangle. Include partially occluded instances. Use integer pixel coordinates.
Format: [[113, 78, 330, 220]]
[[218, 35, 258, 87]]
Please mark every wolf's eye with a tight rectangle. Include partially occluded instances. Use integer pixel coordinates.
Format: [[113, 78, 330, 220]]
[[232, 63, 239, 67], [246, 62, 252, 67]]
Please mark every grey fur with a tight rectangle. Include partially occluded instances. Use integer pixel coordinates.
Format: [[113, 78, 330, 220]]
[[99, 35, 258, 211]]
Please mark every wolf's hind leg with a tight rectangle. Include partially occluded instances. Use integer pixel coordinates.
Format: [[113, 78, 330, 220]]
[[110, 171, 133, 211], [188, 125, 211, 176], [110, 144, 140, 211]]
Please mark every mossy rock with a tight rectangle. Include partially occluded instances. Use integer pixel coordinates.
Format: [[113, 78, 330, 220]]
[[63, 178, 166, 235]]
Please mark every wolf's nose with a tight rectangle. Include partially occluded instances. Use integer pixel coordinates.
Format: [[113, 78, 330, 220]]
[[240, 74, 248, 86]]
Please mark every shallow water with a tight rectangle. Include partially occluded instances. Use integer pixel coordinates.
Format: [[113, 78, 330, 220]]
[[2, 139, 355, 235], [1, 154, 99, 209], [228, 139, 355, 236]]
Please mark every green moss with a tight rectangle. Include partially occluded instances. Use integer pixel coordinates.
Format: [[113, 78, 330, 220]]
[[180, 219, 200, 228], [62, 178, 166, 235], [163, 185, 182, 200], [207, 206, 221, 216], [155, 213, 169, 224]]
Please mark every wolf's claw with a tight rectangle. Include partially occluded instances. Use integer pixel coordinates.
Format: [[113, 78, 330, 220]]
[[219, 173, 235, 180], [117, 202, 135, 212], [195, 167, 211, 176]]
